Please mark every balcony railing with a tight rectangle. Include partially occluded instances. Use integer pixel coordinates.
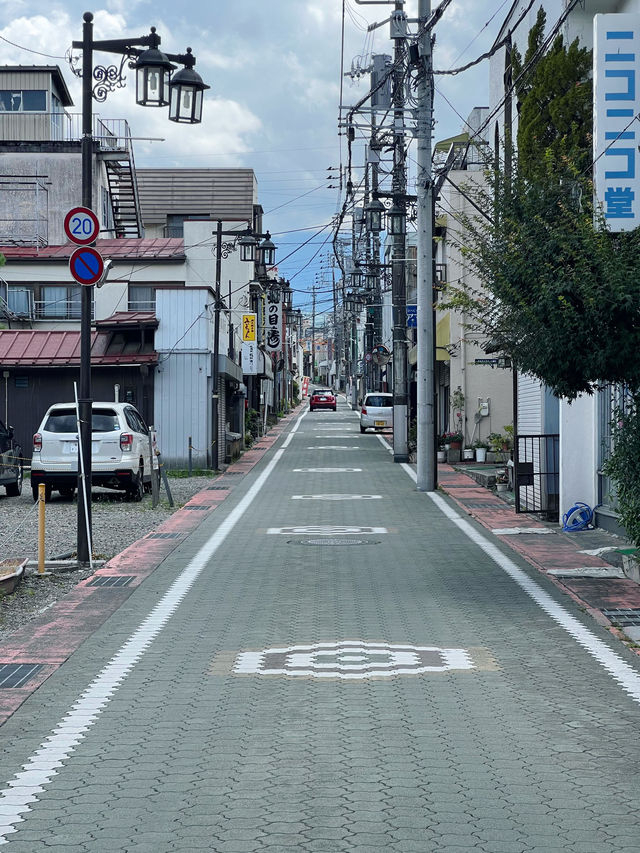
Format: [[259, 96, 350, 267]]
[[0, 112, 131, 151], [33, 300, 93, 321]]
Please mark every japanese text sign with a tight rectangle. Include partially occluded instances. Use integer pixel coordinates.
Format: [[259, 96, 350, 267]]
[[242, 341, 258, 374], [242, 313, 257, 342], [265, 287, 282, 353], [594, 14, 640, 231]]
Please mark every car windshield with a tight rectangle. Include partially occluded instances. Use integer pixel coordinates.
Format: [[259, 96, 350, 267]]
[[365, 396, 393, 407], [44, 408, 120, 433]]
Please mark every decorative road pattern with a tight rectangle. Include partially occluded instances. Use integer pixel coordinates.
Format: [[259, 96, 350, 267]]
[[1, 398, 640, 851]]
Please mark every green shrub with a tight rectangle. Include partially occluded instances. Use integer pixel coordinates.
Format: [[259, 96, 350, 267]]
[[603, 403, 640, 548]]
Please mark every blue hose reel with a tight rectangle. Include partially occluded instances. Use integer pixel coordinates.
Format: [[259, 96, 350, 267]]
[[562, 502, 594, 532]]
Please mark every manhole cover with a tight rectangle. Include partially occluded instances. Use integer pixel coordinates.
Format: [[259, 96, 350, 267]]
[[87, 575, 135, 588], [602, 608, 640, 626], [146, 532, 183, 540], [0, 663, 43, 689], [292, 538, 381, 547]]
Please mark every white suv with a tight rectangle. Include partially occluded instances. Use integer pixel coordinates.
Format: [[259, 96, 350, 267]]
[[31, 402, 153, 502]]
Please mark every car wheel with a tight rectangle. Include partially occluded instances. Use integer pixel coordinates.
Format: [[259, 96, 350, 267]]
[[360, 425, 366, 434], [5, 465, 22, 497], [332, 407, 337, 412], [126, 467, 144, 502], [58, 486, 75, 501]]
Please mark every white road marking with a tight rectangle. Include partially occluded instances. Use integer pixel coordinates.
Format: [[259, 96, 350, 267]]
[[234, 641, 474, 679], [293, 468, 362, 473], [291, 494, 382, 501], [306, 446, 360, 450], [399, 462, 640, 706], [267, 526, 387, 535], [0, 408, 310, 845]]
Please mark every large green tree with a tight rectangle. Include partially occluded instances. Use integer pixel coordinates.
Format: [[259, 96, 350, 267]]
[[441, 8, 640, 400]]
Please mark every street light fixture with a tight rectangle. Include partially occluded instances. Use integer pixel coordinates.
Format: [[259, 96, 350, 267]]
[[134, 30, 173, 106], [365, 197, 385, 234], [71, 11, 209, 565], [238, 231, 257, 263], [387, 202, 406, 236], [258, 232, 276, 267], [168, 49, 210, 124]]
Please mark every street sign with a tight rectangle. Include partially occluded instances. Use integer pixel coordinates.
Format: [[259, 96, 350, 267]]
[[69, 246, 105, 286], [407, 304, 417, 328], [64, 207, 100, 245]]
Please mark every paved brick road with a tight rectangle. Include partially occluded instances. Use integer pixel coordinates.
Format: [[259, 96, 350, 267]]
[[0, 399, 639, 851]]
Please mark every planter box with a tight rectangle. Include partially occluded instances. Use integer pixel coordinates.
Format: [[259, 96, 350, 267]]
[[462, 449, 474, 460], [446, 448, 461, 464], [621, 551, 640, 583], [475, 448, 487, 463]]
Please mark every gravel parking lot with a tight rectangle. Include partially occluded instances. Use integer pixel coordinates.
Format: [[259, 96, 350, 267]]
[[0, 475, 215, 641]]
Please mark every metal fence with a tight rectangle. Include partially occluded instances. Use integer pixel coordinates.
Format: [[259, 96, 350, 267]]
[[514, 433, 560, 520]]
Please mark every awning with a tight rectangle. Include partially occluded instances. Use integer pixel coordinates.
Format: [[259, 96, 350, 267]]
[[217, 354, 242, 383], [436, 313, 450, 361]]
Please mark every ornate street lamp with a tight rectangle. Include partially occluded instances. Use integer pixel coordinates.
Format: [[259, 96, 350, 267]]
[[387, 202, 406, 236], [71, 12, 209, 564], [258, 232, 277, 267], [365, 197, 385, 234], [168, 49, 210, 124], [351, 263, 364, 289], [238, 231, 257, 263], [134, 30, 173, 106]]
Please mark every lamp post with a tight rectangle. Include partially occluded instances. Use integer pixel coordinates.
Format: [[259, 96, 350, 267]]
[[73, 12, 209, 565]]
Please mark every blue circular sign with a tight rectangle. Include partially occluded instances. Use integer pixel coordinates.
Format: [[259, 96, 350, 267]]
[[69, 246, 105, 286]]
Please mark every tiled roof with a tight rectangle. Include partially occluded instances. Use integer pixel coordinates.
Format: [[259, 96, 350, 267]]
[[0, 239, 185, 261], [95, 311, 159, 328], [0, 330, 158, 366]]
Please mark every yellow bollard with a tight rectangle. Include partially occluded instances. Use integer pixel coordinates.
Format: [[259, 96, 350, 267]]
[[38, 483, 46, 575]]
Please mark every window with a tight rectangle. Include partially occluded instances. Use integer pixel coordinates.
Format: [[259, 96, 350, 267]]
[[0, 90, 46, 112], [128, 285, 155, 311], [40, 285, 81, 319]]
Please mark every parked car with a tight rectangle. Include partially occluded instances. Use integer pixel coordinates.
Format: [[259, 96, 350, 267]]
[[360, 392, 393, 433], [309, 389, 337, 412], [0, 418, 23, 497], [31, 402, 153, 502]]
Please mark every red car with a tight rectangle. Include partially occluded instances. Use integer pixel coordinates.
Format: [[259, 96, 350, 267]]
[[309, 389, 337, 412]]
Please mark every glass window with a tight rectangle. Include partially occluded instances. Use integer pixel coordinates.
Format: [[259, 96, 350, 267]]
[[128, 285, 155, 311], [364, 395, 393, 408], [0, 90, 46, 111], [40, 285, 81, 319], [21, 91, 46, 111], [91, 409, 120, 432]]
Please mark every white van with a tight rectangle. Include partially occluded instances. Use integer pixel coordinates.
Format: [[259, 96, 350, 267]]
[[31, 402, 153, 502]]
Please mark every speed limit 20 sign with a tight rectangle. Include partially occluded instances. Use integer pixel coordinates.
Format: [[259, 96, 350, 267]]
[[64, 207, 100, 245]]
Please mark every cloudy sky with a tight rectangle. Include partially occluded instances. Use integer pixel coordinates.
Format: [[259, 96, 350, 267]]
[[0, 0, 510, 316]]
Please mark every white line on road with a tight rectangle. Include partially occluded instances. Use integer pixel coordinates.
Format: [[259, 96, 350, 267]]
[[0, 408, 309, 844], [400, 462, 640, 706]]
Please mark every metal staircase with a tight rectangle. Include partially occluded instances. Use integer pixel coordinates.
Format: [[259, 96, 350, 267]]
[[96, 119, 143, 239]]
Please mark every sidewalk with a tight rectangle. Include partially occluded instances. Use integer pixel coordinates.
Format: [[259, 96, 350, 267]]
[[437, 462, 640, 652]]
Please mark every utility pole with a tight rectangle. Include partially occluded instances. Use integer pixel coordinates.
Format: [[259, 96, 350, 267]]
[[416, 0, 435, 489], [391, 2, 409, 462], [311, 283, 317, 383]]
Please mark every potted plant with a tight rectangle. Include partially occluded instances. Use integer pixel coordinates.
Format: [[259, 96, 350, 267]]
[[443, 431, 463, 450], [462, 446, 475, 461], [603, 403, 640, 578], [495, 470, 509, 492], [474, 440, 489, 463]]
